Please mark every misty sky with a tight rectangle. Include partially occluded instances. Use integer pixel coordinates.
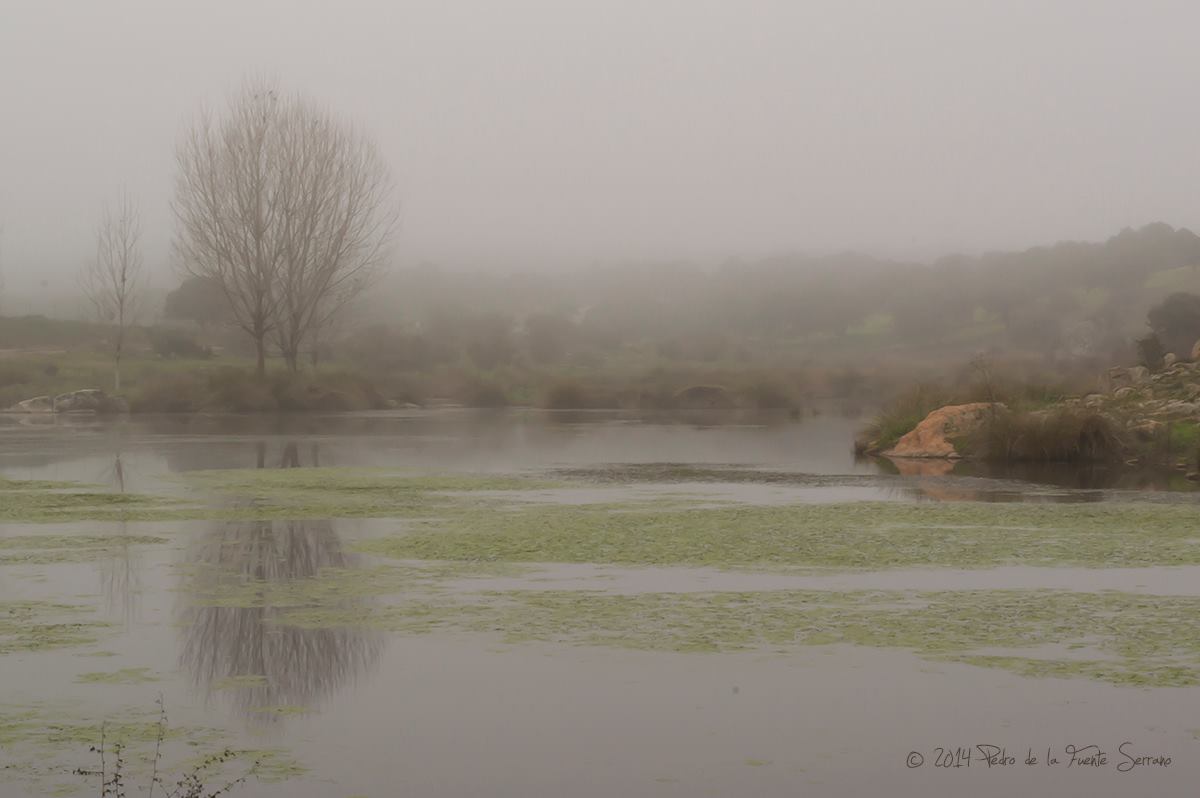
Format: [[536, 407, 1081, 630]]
[[2, 0, 1199, 295]]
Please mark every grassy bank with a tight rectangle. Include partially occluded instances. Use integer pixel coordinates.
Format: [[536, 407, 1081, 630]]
[[0, 349, 909, 413]]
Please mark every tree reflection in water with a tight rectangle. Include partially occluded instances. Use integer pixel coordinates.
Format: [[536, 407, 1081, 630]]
[[179, 516, 384, 725], [100, 452, 142, 627]]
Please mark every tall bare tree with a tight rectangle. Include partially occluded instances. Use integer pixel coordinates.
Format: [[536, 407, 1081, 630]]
[[81, 190, 143, 393], [172, 80, 397, 376]]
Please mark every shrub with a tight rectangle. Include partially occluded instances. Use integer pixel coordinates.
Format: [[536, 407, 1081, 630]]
[[130, 373, 205, 413], [1147, 292, 1200, 358], [860, 383, 948, 452], [542, 379, 618, 409], [0, 363, 32, 389], [543, 380, 590, 409], [149, 327, 212, 359], [972, 409, 1123, 463], [739, 378, 797, 410], [207, 367, 278, 412], [1136, 333, 1166, 371], [462, 378, 509, 408]]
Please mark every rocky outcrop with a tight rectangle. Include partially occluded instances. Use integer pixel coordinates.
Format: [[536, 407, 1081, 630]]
[[4, 389, 128, 415], [883, 402, 1004, 459]]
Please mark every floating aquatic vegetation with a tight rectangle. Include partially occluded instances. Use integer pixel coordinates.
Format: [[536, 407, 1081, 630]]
[[0, 601, 108, 654], [0, 534, 168, 565], [259, 584, 1200, 688], [357, 500, 1200, 569], [75, 667, 160, 685], [212, 675, 269, 691], [0, 700, 306, 796]]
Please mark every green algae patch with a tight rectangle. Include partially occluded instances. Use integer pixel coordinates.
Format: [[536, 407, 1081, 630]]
[[357, 501, 1200, 570], [213, 674, 269, 690], [556, 463, 874, 485], [75, 667, 160, 685], [290, 586, 1200, 687], [241, 749, 310, 782], [0, 702, 304, 796], [178, 468, 564, 518], [184, 561, 527, 611], [0, 489, 175, 523], [0, 602, 109, 654], [0, 468, 555, 523], [0, 534, 169, 565], [248, 705, 309, 717], [184, 467, 555, 493]]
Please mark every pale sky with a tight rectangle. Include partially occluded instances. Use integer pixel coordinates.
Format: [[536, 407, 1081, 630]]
[[2, 0, 1199, 296]]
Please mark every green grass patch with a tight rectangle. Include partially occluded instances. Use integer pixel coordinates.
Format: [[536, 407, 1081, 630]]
[[1169, 420, 1200, 451]]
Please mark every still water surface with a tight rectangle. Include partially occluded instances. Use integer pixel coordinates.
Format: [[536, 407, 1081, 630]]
[[1, 410, 1197, 797]]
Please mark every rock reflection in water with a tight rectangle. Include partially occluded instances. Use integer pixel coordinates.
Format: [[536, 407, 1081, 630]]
[[179, 517, 384, 725]]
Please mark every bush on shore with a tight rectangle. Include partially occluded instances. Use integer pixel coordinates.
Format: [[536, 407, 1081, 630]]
[[967, 408, 1124, 463], [131, 367, 389, 413]]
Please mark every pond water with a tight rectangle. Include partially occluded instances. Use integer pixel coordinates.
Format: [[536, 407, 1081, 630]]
[[1, 410, 1198, 797], [1, 409, 1195, 502]]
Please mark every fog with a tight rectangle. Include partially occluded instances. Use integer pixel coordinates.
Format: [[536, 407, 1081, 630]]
[[2, 0, 1200, 301]]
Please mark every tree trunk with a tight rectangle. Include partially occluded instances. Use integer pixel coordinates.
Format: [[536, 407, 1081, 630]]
[[114, 329, 123, 393], [255, 336, 266, 378]]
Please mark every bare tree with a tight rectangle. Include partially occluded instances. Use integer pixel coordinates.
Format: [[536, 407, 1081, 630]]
[[173, 79, 397, 376], [271, 97, 396, 371], [81, 190, 143, 393]]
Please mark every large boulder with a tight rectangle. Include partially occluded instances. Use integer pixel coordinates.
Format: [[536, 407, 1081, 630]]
[[1155, 400, 1200, 419], [1192, 339, 1200, 362], [883, 402, 1003, 459], [1128, 366, 1151, 386]]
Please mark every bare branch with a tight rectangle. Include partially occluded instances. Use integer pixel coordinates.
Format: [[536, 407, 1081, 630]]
[[80, 188, 143, 393], [173, 78, 397, 375]]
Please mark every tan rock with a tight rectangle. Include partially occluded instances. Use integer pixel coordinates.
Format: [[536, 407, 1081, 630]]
[[883, 402, 1003, 459], [1129, 420, 1164, 441]]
